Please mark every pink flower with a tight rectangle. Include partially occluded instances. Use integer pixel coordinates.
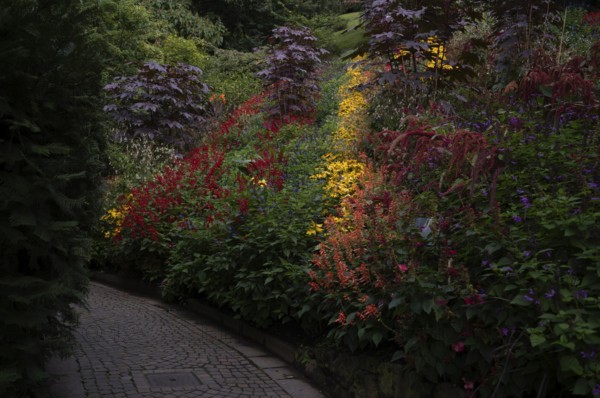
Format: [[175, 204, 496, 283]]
[[452, 341, 465, 352], [398, 264, 408, 273], [463, 379, 474, 390]]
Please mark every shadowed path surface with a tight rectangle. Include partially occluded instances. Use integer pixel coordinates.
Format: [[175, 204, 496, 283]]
[[47, 282, 324, 398]]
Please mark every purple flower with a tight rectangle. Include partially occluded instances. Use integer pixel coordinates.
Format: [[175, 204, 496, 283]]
[[523, 250, 532, 258], [576, 289, 588, 299], [589, 182, 599, 190], [524, 288, 538, 304], [593, 384, 600, 396], [544, 289, 556, 299], [508, 116, 522, 129], [501, 325, 515, 337], [512, 215, 523, 223], [517, 189, 525, 195], [580, 351, 596, 360], [520, 196, 531, 208]]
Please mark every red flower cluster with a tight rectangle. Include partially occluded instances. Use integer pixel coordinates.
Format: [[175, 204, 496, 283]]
[[218, 94, 266, 137], [245, 148, 287, 191], [118, 145, 228, 240]]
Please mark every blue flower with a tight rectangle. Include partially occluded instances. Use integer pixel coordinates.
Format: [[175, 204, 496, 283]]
[[512, 215, 523, 223]]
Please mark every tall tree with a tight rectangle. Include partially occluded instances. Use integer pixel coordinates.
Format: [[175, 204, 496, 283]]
[[0, 0, 108, 395]]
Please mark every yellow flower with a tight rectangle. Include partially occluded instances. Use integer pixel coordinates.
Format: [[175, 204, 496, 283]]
[[100, 195, 132, 239], [394, 37, 453, 71], [250, 177, 268, 187], [306, 221, 324, 236]]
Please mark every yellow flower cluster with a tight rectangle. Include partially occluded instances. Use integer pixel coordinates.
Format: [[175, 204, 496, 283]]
[[312, 153, 365, 199], [100, 199, 130, 239], [396, 37, 453, 71], [311, 59, 370, 204], [332, 62, 370, 153], [308, 58, 371, 235]]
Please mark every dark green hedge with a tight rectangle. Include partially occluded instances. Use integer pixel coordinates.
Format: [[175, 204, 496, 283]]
[[0, 1, 107, 396]]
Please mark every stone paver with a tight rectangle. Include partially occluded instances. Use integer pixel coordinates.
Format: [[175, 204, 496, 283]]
[[47, 282, 325, 398]]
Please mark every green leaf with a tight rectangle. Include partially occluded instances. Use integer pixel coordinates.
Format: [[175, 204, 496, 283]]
[[391, 350, 404, 362], [538, 85, 553, 98], [572, 378, 591, 395], [529, 334, 546, 347], [510, 294, 530, 306], [560, 355, 583, 375], [372, 331, 383, 346], [388, 297, 402, 309], [422, 299, 434, 314]]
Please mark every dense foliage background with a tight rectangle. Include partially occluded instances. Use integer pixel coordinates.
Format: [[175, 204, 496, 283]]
[[3, 0, 600, 396]]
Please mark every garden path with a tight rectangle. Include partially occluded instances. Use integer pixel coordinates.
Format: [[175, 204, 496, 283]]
[[47, 282, 325, 398]]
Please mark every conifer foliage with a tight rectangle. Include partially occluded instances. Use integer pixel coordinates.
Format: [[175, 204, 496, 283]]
[[0, 1, 107, 395]]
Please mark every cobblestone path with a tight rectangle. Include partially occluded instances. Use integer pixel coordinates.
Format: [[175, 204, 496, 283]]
[[48, 282, 324, 398]]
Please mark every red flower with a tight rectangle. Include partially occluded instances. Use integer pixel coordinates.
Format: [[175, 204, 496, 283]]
[[238, 198, 249, 215], [335, 311, 347, 326]]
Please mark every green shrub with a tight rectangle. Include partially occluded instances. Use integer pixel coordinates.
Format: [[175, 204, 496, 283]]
[[139, 0, 225, 47], [200, 49, 263, 109], [96, 0, 165, 77], [161, 34, 206, 67], [0, 0, 108, 395]]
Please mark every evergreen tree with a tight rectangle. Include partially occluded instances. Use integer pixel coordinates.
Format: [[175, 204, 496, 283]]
[[0, 1, 108, 395]]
